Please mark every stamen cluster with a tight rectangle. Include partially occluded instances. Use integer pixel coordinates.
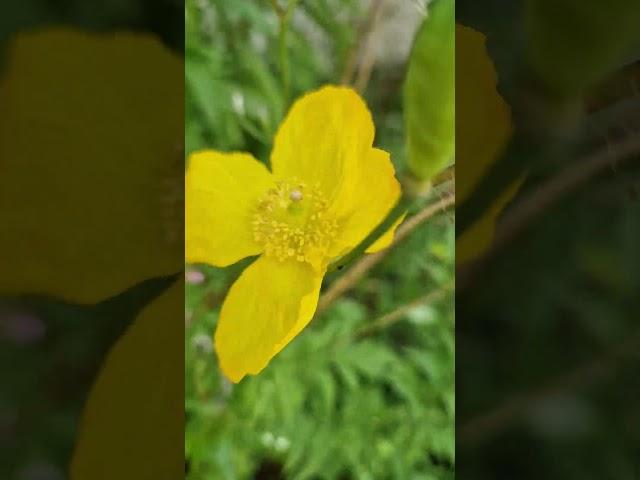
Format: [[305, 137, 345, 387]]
[[252, 180, 338, 263]]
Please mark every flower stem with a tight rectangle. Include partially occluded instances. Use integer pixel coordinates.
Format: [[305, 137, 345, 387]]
[[271, 0, 300, 107], [354, 281, 453, 338], [278, 19, 290, 105], [268, 0, 284, 16], [318, 190, 455, 315], [328, 196, 412, 274], [328, 177, 454, 275]]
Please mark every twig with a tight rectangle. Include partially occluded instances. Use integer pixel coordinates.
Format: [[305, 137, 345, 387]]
[[498, 136, 640, 248], [458, 329, 640, 448], [326, 169, 454, 276], [317, 191, 455, 315], [392, 190, 454, 245], [353, 0, 385, 93], [458, 134, 640, 292], [268, 0, 285, 17], [341, 0, 385, 89], [354, 281, 453, 338]]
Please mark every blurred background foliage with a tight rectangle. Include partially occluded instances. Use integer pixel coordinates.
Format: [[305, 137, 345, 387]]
[[185, 0, 455, 478], [457, 0, 640, 478]]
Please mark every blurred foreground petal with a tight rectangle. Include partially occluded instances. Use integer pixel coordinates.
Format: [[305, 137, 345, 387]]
[[455, 24, 520, 264], [70, 281, 183, 480], [0, 29, 183, 303]]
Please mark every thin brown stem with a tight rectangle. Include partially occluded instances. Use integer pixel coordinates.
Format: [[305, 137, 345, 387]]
[[353, 0, 385, 93], [354, 281, 453, 338], [341, 0, 385, 88], [317, 191, 455, 315], [458, 135, 640, 292], [498, 137, 640, 248], [268, 0, 285, 17]]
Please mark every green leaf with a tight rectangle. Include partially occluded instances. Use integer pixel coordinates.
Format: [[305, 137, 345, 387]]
[[336, 341, 399, 380], [185, 46, 244, 150], [404, 0, 455, 182]]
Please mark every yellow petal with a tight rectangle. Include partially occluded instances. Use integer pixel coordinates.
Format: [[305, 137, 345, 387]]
[[70, 281, 183, 480], [330, 148, 402, 258], [0, 29, 183, 303], [455, 24, 520, 264], [366, 212, 407, 254], [214, 256, 323, 383], [185, 150, 275, 267], [270, 85, 375, 203]]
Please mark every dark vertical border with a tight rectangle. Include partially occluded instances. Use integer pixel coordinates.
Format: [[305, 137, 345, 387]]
[[456, 0, 640, 478], [0, 1, 184, 478]]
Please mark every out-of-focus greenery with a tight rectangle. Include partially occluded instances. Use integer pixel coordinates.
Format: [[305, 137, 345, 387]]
[[404, 0, 455, 182], [185, 0, 455, 478], [185, 0, 362, 158], [457, 0, 640, 479]]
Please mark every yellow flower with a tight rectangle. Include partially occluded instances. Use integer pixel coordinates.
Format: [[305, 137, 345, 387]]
[[186, 86, 402, 382]]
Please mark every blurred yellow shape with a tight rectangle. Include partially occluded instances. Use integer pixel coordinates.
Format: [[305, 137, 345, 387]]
[[0, 29, 183, 303], [70, 281, 183, 480], [456, 24, 520, 264]]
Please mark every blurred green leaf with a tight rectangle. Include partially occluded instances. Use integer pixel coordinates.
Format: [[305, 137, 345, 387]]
[[526, 0, 640, 99], [404, 0, 455, 182]]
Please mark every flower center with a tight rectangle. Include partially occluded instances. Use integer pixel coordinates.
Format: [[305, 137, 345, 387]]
[[252, 180, 338, 263]]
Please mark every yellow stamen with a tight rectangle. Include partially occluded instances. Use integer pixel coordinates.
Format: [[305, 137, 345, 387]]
[[252, 180, 337, 263]]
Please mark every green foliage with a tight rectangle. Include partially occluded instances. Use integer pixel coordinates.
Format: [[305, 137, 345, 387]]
[[184, 0, 363, 160], [404, 0, 455, 182], [186, 216, 454, 479], [525, 0, 640, 99], [185, 1, 454, 478], [458, 1, 640, 478]]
